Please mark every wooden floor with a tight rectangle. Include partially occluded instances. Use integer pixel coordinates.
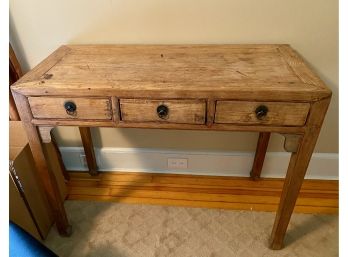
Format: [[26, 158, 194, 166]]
[[67, 172, 338, 214]]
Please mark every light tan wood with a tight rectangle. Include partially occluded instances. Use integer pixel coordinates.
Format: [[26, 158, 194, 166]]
[[66, 171, 338, 214], [11, 44, 332, 248], [282, 134, 302, 152], [206, 99, 216, 127], [11, 45, 331, 102], [18, 45, 70, 83], [270, 97, 331, 249], [28, 97, 112, 120], [120, 99, 206, 124], [215, 101, 310, 126], [38, 126, 54, 143], [31, 118, 306, 134], [79, 127, 98, 176], [116, 122, 307, 134], [111, 97, 120, 123], [277, 45, 329, 92], [32, 119, 115, 127], [250, 132, 271, 179]]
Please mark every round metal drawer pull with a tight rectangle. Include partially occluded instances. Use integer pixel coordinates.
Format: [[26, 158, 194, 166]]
[[255, 105, 268, 120], [157, 104, 169, 119], [64, 101, 77, 115]]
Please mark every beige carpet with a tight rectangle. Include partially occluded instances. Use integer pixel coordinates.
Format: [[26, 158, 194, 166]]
[[44, 201, 338, 257]]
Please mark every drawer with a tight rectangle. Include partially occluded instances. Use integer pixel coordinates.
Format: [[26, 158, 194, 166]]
[[28, 97, 112, 120], [120, 99, 206, 124], [215, 101, 310, 126]]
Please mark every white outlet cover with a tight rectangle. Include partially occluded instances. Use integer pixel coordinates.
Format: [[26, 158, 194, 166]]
[[167, 158, 188, 169], [79, 154, 87, 167]]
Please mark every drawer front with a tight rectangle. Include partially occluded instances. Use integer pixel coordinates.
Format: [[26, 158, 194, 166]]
[[28, 97, 112, 120], [215, 101, 310, 126], [120, 99, 206, 124]]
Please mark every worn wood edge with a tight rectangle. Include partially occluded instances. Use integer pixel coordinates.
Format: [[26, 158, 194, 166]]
[[10, 44, 331, 102], [206, 99, 216, 127], [30, 118, 306, 133], [66, 172, 338, 214], [116, 122, 306, 134], [11, 82, 328, 102], [111, 97, 120, 123], [67, 44, 286, 49], [270, 97, 332, 249], [278, 45, 332, 100], [31, 119, 115, 127], [11, 45, 71, 87], [281, 134, 302, 152], [38, 126, 54, 143]]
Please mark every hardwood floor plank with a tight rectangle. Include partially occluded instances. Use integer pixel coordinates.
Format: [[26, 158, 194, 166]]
[[66, 194, 338, 214], [67, 171, 338, 214]]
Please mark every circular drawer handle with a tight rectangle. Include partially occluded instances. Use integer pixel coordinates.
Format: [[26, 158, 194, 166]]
[[64, 101, 77, 115], [255, 105, 268, 120], [157, 104, 169, 119]]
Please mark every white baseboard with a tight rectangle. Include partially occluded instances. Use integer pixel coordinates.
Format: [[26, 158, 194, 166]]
[[59, 147, 338, 180]]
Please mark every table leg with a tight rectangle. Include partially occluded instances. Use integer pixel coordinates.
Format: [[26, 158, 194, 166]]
[[79, 127, 98, 176], [269, 97, 331, 249], [250, 132, 271, 180], [51, 133, 70, 181], [12, 92, 72, 236]]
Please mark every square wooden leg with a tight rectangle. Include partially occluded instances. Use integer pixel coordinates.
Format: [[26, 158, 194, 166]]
[[79, 127, 98, 176], [12, 92, 72, 236], [269, 97, 331, 249], [250, 132, 271, 180]]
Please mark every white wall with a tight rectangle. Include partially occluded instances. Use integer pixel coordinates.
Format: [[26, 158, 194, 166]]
[[10, 0, 338, 155]]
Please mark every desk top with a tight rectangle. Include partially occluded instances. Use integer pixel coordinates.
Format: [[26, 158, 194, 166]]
[[12, 44, 331, 102]]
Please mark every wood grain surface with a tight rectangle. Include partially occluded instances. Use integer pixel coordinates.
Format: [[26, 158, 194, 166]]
[[270, 97, 331, 249], [215, 101, 310, 126], [10, 44, 333, 249], [28, 97, 112, 120], [11, 45, 331, 102], [120, 99, 206, 124], [250, 132, 271, 179], [66, 171, 338, 214]]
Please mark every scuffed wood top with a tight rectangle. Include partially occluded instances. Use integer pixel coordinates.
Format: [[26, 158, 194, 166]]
[[11, 44, 331, 101]]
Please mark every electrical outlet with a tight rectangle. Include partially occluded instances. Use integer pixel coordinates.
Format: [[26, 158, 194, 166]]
[[79, 154, 87, 168], [167, 158, 188, 169]]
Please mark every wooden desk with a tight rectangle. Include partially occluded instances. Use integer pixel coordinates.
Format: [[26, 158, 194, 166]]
[[11, 44, 331, 249]]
